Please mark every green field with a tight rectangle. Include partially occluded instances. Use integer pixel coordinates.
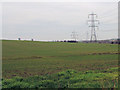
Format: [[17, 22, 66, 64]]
[[2, 40, 119, 88]]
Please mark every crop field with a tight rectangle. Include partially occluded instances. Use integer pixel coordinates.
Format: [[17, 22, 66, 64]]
[[2, 40, 119, 88]]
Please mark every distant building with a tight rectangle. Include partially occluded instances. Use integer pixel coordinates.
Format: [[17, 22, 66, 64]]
[[110, 39, 120, 44], [82, 39, 120, 44]]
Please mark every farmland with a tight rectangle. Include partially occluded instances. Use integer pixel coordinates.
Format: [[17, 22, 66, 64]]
[[2, 40, 119, 88]]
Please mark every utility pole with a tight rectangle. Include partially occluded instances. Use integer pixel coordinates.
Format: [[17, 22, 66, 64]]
[[71, 31, 78, 41], [87, 12, 99, 42]]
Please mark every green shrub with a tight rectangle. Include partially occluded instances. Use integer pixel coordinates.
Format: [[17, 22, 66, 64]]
[[2, 79, 15, 86], [57, 79, 69, 88], [13, 76, 24, 82], [69, 77, 84, 84], [3, 81, 30, 88], [58, 71, 66, 77], [25, 75, 46, 83], [40, 80, 56, 88]]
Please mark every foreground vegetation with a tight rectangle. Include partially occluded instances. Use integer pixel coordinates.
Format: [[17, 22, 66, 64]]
[[2, 67, 118, 88], [2, 40, 119, 88]]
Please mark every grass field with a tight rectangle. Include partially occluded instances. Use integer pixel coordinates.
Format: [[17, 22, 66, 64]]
[[2, 40, 119, 88]]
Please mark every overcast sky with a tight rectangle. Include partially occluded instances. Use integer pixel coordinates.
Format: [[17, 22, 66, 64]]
[[2, 2, 118, 41]]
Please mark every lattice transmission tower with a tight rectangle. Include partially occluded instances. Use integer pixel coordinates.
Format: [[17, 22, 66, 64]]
[[71, 31, 78, 41], [87, 12, 100, 42]]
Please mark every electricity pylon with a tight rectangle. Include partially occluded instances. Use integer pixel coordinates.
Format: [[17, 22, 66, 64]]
[[87, 12, 99, 42], [71, 31, 78, 41]]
